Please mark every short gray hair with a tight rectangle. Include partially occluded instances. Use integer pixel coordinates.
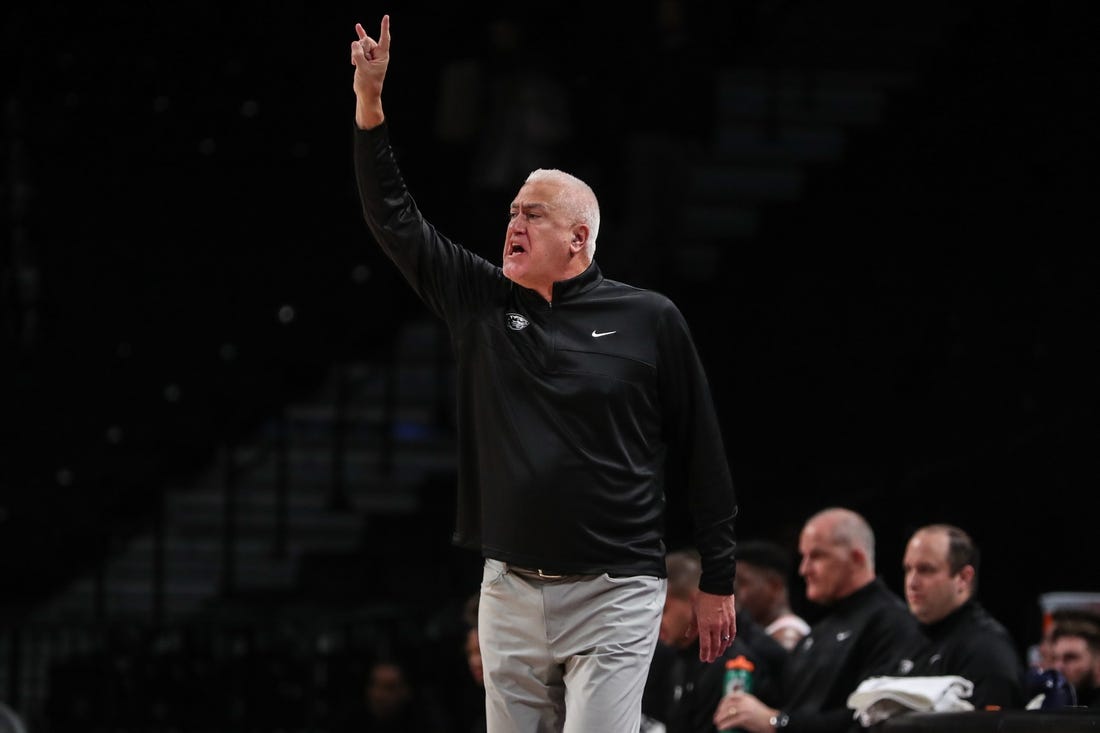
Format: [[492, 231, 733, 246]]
[[811, 506, 876, 570], [524, 168, 600, 256]]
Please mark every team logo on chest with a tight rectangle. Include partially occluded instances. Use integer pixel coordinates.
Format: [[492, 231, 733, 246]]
[[505, 313, 530, 331]]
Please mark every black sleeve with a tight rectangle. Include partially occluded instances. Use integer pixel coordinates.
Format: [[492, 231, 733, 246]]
[[955, 637, 1027, 710], [783, 708, 863, 733], [656, 302, 738, 595], [353, 123, 499, 326]]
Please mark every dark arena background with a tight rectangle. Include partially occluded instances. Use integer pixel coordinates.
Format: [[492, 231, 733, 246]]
[[3, 1, 1099, 730]]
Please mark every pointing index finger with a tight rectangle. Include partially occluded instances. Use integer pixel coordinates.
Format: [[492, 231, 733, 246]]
[[378, 14, 391, 52]]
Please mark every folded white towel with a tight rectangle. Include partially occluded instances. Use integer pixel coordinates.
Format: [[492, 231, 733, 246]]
[[847, 675, 975, 727]]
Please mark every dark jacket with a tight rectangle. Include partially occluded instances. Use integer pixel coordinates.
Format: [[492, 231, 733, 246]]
[[902, 600, 1025, 710], [781, 578, 924, 733], [643, 612, 788, 732], [354, 123, 737, 591]]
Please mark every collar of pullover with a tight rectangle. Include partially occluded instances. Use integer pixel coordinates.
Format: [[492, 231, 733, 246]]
[[921, 599, 978, 638], [519, 261, 604, 306], [832, 576, 887, 615]]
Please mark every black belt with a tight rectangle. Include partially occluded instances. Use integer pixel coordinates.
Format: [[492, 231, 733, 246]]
[[507, 565, 571, 581], [504, 564, 639, 581]]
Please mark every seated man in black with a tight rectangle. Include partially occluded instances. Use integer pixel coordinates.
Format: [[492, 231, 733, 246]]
[[898, 523, 1025, 710], [644, 549, 787, 732], [713, 507, 924, 733]]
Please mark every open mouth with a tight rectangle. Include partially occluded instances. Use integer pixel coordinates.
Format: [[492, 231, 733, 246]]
[[508, 242, 527, 256]]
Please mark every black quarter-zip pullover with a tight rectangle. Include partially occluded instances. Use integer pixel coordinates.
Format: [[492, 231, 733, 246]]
[[354, 123, 738, 593]]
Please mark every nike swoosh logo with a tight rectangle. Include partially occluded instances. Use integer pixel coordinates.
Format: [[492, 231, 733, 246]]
[[591, 330, 617, 338]]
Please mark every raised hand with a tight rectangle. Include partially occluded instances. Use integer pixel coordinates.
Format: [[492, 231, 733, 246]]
[[350, 14, 391, 128]]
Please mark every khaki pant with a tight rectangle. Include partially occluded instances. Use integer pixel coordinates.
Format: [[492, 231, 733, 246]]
[[478, 558, 666, 733]]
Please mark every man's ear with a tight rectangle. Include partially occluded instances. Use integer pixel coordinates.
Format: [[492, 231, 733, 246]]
[[570, 225, 590, 254], [956, 564, 975, 594]]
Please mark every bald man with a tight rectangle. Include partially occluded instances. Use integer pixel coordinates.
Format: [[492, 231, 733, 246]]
[[898, 523, 1025, 710], [714, 508, 923, 733]]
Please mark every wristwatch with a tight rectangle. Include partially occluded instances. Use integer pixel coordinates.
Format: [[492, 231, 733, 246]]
[[769, 711, 790, 729]]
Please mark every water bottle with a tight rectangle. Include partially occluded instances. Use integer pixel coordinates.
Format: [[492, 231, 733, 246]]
[[723, 654, 755, 695], [720, 655, 755, 732]]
